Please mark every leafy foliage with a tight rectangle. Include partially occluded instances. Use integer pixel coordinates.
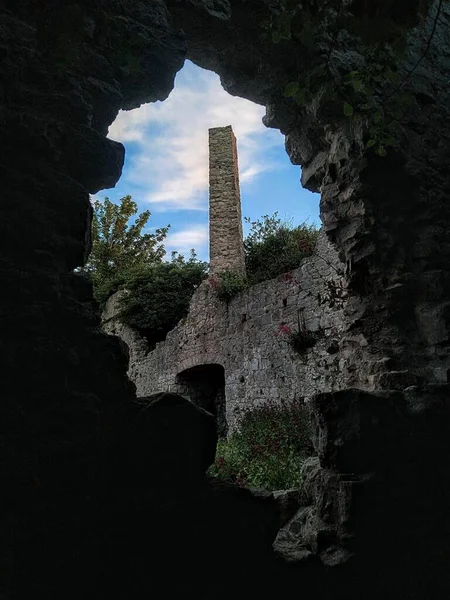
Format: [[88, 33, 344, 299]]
[[118, 252, 208, 348], [208, 398, 313, 490], [82, 196, 207, 347], [264, 0, 441, 156], [264, 0, 435, 52], [210, 270, 248, 303], [82, 195, 169, 305], [244, 213, 319, 285], [338, 53, 412, 156]]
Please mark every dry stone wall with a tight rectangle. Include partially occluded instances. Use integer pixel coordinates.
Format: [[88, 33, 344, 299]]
[[105, 231, 347, 431]]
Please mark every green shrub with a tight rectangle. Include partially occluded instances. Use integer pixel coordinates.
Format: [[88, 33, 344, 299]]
[[212, 270, 248, 303], [209, 214, 319, 303], [118, 252, 208, 348], [208, 399, 313, 490], [244, 213, 319, 285]]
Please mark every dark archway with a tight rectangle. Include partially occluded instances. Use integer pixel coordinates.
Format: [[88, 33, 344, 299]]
[[176, 364, 227, 437]]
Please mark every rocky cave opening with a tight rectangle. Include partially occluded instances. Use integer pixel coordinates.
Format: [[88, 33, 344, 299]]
[[103, 57, 321, 268], [2, 1, 450, 599]]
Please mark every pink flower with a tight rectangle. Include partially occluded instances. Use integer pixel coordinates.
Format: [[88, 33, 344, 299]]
[[209, 275, 219, 290], [279, 323, 291, 335]]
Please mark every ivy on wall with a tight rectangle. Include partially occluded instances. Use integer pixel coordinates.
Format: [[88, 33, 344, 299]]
[[262, 0, 445, 156]]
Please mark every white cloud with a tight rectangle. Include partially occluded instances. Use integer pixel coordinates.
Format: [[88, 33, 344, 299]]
[[107, 61, 283, 211], [164, 224, 209, 256]]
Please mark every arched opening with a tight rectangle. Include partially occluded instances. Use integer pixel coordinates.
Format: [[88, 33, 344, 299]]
[[176, 363, 227, 437]]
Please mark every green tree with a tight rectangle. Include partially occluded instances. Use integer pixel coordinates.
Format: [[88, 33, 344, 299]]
[[118, 251, 208, 348], [82, 195, 169, 305]]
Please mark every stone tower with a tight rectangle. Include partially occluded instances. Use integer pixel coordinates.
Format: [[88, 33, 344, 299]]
[[208, 125, 246, 276]]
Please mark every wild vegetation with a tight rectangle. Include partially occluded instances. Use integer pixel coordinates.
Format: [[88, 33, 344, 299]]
[[81, 196, 207, 345], [275, 311, 319, 355], [84, 198, 318, 341], [208, 398, 313, 490], [244, 213, 319, 285], [118, 253, 208, 348], [210, 270, 247, 303], [265, 0, 445, 157], [81, 195, 169, 306], [212, 213, 319, 302]]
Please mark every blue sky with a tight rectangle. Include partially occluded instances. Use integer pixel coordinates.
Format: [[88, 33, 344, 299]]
[[100, 60, 319, 261]]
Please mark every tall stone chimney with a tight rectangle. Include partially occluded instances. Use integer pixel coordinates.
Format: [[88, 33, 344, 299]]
[[208, 125, 246, 276]]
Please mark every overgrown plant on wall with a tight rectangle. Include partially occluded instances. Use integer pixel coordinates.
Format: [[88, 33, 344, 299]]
[[244, 213, 319, 285], [118, 252, 208, 348], [208, 398, 313, 490], [210, 213, 319, 303], [276, 310, 319, 355], [210, 270, 248, 302], [82, 196, 207, 347]]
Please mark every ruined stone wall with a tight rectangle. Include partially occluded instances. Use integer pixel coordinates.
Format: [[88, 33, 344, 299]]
[[102, 291, 149, 367], [209, 125, 246, 276], [166, 3, 450, 597], [106, 232, 347, 431], [168, 0, 450, 391]]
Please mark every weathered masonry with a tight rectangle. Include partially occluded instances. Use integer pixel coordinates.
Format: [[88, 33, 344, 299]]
[[209, 125, 246, 276], [104, 232, 347, 432], [103, 127, 347, 432]]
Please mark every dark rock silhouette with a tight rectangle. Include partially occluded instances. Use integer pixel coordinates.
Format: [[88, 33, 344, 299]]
[[1, 1, 450, 598]]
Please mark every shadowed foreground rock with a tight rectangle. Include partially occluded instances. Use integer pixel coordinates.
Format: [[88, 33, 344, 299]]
[[0, 392, 325, 599], [110, 392, 218, 486], [275, 386, 450, 599], [2, 1, 450, 598], [100, 393, 326, 598], [7, 387, 450, 599]]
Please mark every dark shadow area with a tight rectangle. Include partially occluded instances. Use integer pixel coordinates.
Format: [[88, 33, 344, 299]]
[[3, 2, 450, 599], [176, 364, 227, 436]]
